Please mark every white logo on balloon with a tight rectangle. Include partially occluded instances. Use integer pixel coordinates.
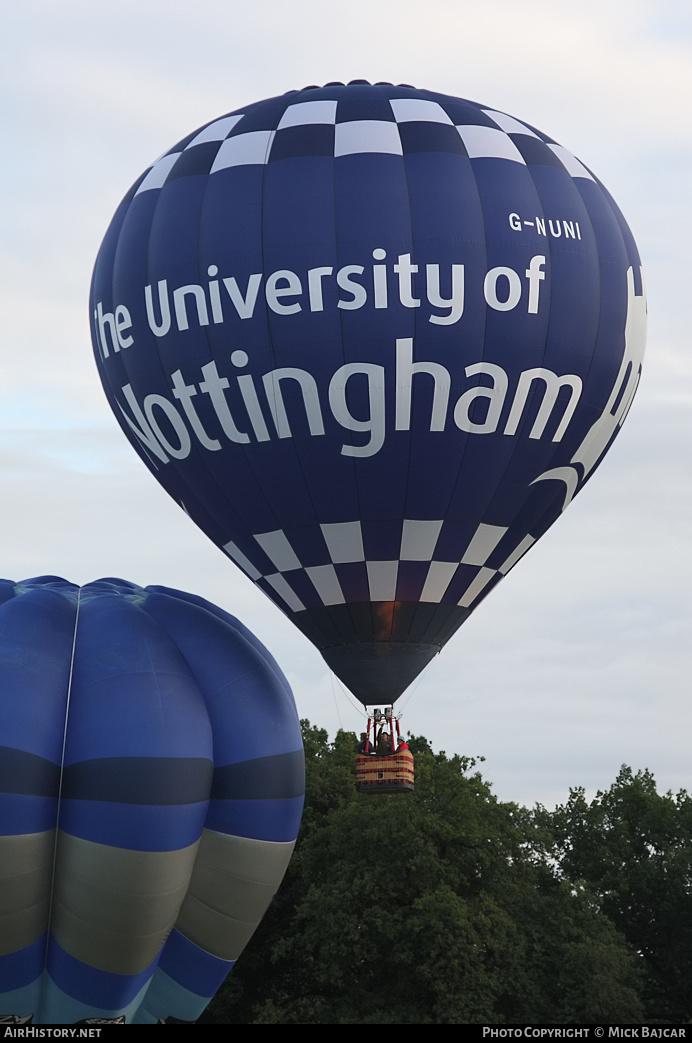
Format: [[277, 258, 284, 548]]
[[532, 266, 646, 510]]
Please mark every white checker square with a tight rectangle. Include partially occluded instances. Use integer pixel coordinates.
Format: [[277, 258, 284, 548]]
[[458, 567, 497, 608], [334, 120, 403, 156], [456, 125, 526, 163], [366, 561, 399, 602], [548, 144, 595, 180], [265, 573, 305, 613], [135, 153, 181, 195], [210, 130, 275, 172], [305, 564, 345, 606], [499, 535, 536, 575], [187, 115, 244, 147], [278, 100, 338, 128], [223, 541, 261, 581], [482, 109, 540, 138], [320, 521, 365, 563], [254, 530, 301, 572], [461, 524, 508, 567], [390, 99, 453, 125], [420, 561, 458, 603], [400, 519, 443, 561]]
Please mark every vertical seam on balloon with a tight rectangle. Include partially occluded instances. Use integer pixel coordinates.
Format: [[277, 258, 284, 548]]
[[566, 175, 608, 449], [188, 109, 297, 562], [192, 95, 329, 650], [477, 152, 557, 550], [134, 598, 213, 1018], [389, 122, 418, 645], [95, 200, 153, 476], [117, 119, 254, 584], [258, 104, 282, 461], [485, 160, 595, 549], [428, 120, 487, 580], [396, 97, 480, 636], [519, 160, 571, 509], [323, 97, 366, 652], [259, 91, 298, 488], [467, 144, 597, 585], [39, 583, 82, 1024], [252, 93, 335, 650], [112, 179, 157, 447], [159, 129, 250, 549], [395, 140, 417, 530], [126, 126, 255, 568], [331, 93, 365, 655], [514, 154, 556, 433], [451, 138, 560, 597], [113, 139, 180, 482], [188, 108, 264, 551]]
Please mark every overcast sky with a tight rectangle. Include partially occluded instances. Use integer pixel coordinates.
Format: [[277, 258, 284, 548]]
[[2, 0, 690, 809]]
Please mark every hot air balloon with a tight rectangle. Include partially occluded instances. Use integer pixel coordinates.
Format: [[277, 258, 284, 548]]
[[0, 577, 303, 1024], [90, 81, 646, 712]]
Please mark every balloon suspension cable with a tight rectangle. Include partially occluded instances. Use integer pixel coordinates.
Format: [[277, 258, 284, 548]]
[[332, 673, 372, 721], [329, 668, 345, 733], [395, 671, 426, 713]]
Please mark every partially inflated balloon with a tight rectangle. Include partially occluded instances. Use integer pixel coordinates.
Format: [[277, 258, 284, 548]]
[[90, 82, 645, 705], [0, 577, 303, 1024]]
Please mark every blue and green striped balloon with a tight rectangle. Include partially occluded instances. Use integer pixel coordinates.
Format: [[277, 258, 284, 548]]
[[0, 577, 304, 1024]]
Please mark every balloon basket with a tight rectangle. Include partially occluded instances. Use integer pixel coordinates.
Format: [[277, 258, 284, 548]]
[[355, 706, 414, 793], [355, 749, 414, 793]]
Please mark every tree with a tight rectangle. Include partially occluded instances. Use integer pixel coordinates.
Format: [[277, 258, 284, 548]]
[[202, 726, 643, 1024], [546, 766, 692, 1022]]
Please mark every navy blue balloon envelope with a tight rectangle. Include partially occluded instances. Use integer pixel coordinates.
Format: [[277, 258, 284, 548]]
[[90, 82, 646, 705], [0, 577, 304, 1024]]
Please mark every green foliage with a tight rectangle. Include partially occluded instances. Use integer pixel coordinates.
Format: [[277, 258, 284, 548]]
[[201, 727, 692, 1024], [299, 721, 357, 834], [546, 767, 692, 1022]]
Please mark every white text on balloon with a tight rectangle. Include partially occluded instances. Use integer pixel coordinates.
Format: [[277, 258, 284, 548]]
[[92, 253, 548, 358], [114, 336, 582, 463]]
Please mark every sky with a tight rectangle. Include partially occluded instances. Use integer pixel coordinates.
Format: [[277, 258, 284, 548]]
[[1, 0, 690, 810]]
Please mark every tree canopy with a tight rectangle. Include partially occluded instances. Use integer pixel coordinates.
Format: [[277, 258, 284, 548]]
[[201, 724, 691, 1025]]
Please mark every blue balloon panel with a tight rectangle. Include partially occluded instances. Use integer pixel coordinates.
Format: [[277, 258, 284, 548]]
[[0, 577, 304, 1024], [90, 82, 646, 704]]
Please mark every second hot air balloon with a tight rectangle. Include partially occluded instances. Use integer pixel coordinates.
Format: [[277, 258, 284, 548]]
[[0, 577, 303, 1024], [90, 81, 646, 706]]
